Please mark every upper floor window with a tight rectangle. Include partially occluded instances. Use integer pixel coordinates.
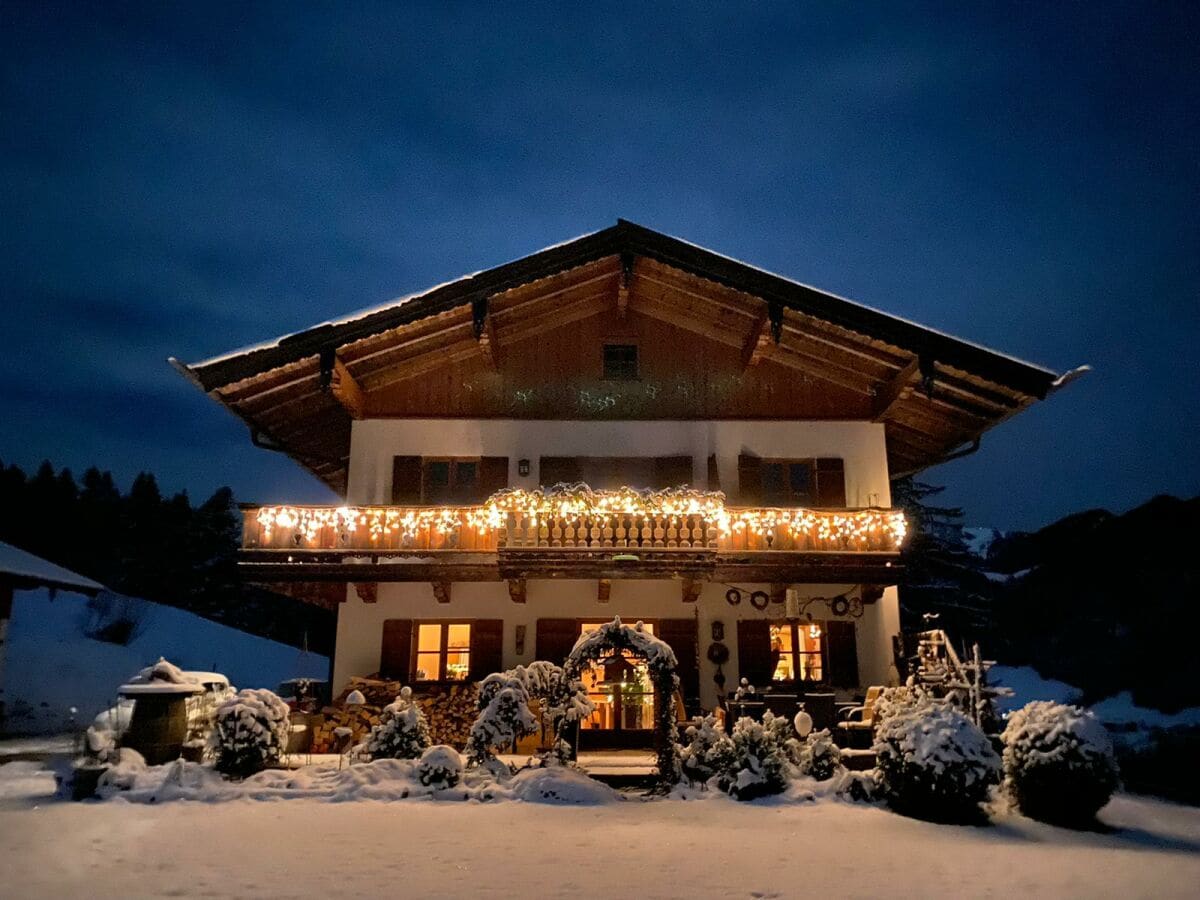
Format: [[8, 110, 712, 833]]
[[391, 456, 508, 505], [738, 455, 846, 507], [603, 343, 638, 380], [539, 455, 692, 490]]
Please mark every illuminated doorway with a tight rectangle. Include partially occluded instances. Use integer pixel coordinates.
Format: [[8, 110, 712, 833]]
[[577, 621, 656, 748]]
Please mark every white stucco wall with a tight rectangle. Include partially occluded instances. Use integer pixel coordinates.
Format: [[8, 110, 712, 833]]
[[332, 580, 901, 708], [345, 419, 892, 508]]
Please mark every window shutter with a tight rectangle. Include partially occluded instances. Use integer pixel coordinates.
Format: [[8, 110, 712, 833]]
[[469, 619, 504, 679], [737, 454, 762, 504], [379, 619, 413, 680], [535, 618, 579, 665], [706, 455, 720, 491], [658, 618, 699, 714], [815, 458, 846, 507], [478, 457, 509, 500], [736, 619, 772, 687], [654, 455, 693, 488], [391, 457, 422, 505], [539, 457, 582, 487], [826, 619, 859, 687]]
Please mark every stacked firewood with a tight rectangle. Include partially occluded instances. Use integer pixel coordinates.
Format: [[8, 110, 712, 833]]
[[307, 677, 479, 753]]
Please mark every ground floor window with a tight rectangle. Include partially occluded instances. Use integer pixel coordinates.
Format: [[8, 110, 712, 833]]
[[578, 621, 656, 731], [770, 621, 823, 683], [414, 622, 472, 682]]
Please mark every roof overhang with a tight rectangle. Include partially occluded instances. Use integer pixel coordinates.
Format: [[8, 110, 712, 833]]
[[172, 220, 1082, 492]]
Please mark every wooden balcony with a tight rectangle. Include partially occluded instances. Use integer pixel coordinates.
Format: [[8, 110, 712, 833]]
[[240, 502, 906, 584]]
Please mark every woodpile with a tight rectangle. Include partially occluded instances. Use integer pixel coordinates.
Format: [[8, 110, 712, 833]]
[[307, 676, 479, 753]]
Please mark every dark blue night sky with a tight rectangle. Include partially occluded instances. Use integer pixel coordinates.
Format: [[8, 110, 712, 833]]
[[2, 2, 1196, 530]]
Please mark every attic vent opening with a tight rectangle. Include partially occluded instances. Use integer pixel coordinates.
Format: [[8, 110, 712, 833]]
[[603, 343, 638, 380]]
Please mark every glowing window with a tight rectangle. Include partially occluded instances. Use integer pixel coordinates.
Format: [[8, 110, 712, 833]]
[[413, 622, 472, 681]]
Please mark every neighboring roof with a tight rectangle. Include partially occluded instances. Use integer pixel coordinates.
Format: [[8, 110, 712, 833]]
[[0, 541, 106, 595], [172, 219, 1083, 491]]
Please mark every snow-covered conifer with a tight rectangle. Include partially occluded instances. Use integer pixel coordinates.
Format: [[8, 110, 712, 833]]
[[798, 728, 842, 781], [720, 713, 791, 800], [359, 686, 431, 761], [467, 672, 536, 763], [417, 745, 464, 789]]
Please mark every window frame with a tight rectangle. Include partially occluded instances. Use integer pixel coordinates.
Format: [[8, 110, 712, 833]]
[[410, 620, 474, 683], [768, 620, 826, 684], [420, 457, 481, 505]]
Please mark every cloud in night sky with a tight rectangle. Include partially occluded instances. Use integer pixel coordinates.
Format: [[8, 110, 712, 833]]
[[1, 2, 1197, 528]]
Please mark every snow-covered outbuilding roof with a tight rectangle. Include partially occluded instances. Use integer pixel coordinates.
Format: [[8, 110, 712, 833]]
[[0, 541, 105, 595]]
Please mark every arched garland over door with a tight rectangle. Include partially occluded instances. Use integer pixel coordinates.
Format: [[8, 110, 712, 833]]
[[563, 617, 681, 788]]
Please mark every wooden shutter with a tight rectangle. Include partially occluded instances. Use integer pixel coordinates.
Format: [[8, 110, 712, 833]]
[[706, 455, 720, 491], [536, 618, 579, 664], [654, 455, 694, 488], [391, 456, 422, 504], [539, 457, 582, 487], [379, 619, 413, 680], [478, 457, 509, 500], [815, 458, 846, 507], [736, 619, 772, 687], [826, 619, 859, 687], [469, 619, 504, 679], [737, 454, 762, 504], [658, 618, 699, 715]]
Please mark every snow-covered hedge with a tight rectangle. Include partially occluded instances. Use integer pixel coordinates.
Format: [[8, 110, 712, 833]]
[[798, 729, 842, 781], [873, 701, 1000, 821], [211, 688, 290, 778], [1002, 701, 1118, 823], [417, 745, 464, 789], [359, 687, 431, 761], [720, 712, 792, 800], [678, 714, 736, 786]]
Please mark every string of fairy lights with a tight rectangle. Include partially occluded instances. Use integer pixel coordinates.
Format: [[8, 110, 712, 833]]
[[251, 484, 908, 550]]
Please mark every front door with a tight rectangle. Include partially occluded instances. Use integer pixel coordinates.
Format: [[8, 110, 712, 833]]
[[577, 622, 656, 749]]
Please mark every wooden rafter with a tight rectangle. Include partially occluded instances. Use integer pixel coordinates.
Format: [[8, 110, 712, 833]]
[[330, 356, 366, 418], [740, 308, 771, 371]]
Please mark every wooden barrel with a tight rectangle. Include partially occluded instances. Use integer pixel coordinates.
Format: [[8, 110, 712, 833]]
[[122, 693, 192, 765]]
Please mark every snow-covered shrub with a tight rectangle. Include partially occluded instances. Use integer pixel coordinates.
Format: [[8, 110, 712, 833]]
[[836, 769, 880, 803], [1002, 701, 1118, 823], [798, 729, 842, 781], [678, 714, 736, 786], [467, 672, 536, 763], [417, 745, 464, 789], [720, 712, 792, 800], [873, 701, 1000, 821], [501, 661, 594, 759], [359, 687, 431, 761], [872, 684, 929, 724], [210, 688, 290, 778]]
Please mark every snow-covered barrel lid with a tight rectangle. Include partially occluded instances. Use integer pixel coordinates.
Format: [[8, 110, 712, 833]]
[[118, 657, 207, 696]]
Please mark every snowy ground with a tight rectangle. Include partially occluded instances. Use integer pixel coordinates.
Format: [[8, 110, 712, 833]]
[[0, 761, 1198, 899]]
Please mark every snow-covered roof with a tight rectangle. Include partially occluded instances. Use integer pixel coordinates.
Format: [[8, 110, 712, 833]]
[[0, 541, 105, 595]]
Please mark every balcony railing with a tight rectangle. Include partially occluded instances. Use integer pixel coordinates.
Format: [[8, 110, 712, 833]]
[[242, 502, 907, 555]]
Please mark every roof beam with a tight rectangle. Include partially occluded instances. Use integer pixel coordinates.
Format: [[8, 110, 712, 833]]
[[740, 308, 771, 371], [872, 357, 921, 422], [329, 356, 366, 418]]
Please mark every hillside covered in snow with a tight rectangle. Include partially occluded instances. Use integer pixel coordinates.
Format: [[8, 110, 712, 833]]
[[2, 588, 327, 735]]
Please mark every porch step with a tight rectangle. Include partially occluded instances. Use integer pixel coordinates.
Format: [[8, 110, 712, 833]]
[[841, 749, 877, 771]]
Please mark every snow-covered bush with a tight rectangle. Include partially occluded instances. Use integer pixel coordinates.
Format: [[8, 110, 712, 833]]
[[798, 729, 842, 781], [872, 684, 929, 724], [873, 701, 1000, 821], [501, 661, 594, 759], [720, 712, 792, 800], [467, 672, 536, 763], [678, 714, 736, 786], [210, 688, 290, 778], [359, 687, 431, 761], [1002, 701, 1118, 823], [417, 745, 464, 789], [836, 769, 880, 802]]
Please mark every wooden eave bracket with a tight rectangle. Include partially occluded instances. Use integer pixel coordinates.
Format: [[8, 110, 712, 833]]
[[597, 578, 611, 603], [507, 578, 526, 604], [353, 581, 378, 604], [741, 308, 771, 371], [433, 581, 452, 604], [474, 295, 498, 370], [319, 346, 367, 419], [872, 356, 922, 421], [681, 576, 702, 604]]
